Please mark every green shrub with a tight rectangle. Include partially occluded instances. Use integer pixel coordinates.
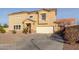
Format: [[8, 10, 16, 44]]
[[0, 27, 6, 33], [12, 30, 16, 34]]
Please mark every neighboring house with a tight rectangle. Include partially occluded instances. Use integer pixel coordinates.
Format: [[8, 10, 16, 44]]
[[8, 9, 59, 33], [54, 18, 75, 27]]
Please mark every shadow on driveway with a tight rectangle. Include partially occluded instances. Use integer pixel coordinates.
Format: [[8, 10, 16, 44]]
[[50, 33, 65, 43]]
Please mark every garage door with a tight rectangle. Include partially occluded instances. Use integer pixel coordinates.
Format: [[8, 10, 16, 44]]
[[36, 27, 54, 33]]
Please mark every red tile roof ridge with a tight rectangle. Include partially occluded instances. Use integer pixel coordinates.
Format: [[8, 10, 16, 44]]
[[57, 18, 75, 20], [56, 18, 75, 23]]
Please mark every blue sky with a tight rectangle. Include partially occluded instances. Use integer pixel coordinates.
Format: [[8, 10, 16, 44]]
[[0, 8, 79, 25], [57, 8, 79, 24], [0, 8, 40, 25]]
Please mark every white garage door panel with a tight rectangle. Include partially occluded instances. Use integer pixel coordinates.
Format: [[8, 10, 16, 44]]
[[36, 27, 53, 33]]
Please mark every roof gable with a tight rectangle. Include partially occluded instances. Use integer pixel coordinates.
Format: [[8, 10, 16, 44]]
[[22, 19, 35, 24]]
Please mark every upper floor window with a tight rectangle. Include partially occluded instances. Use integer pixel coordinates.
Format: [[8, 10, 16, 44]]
[[41, 13, 46, 21], [29, 16, 33, 18]]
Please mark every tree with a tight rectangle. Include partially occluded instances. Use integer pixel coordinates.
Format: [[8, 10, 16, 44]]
[[3, 24, 8, 28], [0, 24, 2, 28]]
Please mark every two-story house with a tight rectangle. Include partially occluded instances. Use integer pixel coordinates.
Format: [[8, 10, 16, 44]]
[[8, 9, 59, 33]]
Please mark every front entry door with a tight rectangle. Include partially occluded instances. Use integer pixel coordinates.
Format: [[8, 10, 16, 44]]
[[26, 23, 31, 33]]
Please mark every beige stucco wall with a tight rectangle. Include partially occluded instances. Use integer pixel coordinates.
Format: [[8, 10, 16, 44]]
[[36, 9, 59, 32], [37, 10, 56, 27], [8, 12, 38, 32], [27, 13, 38, 32], [8, 13, 28, 31]]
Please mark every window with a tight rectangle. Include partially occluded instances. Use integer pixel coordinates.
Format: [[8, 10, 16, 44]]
[[29, 16, 33, 18], [16, 25, 18, 29], [14, 25, 16, 30], [14, 25, 21, 30], [18, 25, 21, 29], [41, 13, 46, 20]]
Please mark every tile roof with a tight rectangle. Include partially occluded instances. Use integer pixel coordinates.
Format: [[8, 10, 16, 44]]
[[8, 8, 56, 15], [8, 11, 37, 15], [55, 18, 75, 24]]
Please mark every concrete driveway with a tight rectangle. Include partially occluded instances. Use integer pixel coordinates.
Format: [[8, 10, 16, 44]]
[[0, 33, 64, 50]]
